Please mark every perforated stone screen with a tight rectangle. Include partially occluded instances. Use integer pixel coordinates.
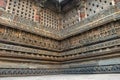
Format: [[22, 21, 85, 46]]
[[3, 0, 116, 30], [40, 8, 59, 30], [62, 8, 79, 28], [86, 0, 115, 17], [6, 0, 35, 21]]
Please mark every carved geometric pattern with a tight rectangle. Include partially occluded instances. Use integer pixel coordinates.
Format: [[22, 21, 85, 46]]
[[0, 65, 119, 76], [6, 0, 35, 21], [86, 0, 115, 17], [40, 8, 59, 30]]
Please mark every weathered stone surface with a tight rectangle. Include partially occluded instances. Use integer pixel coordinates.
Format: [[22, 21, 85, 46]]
[[0, 0, 120, 76]]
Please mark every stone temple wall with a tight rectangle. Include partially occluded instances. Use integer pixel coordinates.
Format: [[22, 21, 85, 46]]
[[0, 0, 119, 76]]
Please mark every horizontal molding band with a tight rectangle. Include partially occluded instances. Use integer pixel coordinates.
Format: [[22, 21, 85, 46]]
[[0, 64, 119, 76]]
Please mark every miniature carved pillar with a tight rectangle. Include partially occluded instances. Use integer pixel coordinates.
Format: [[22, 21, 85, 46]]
[[58, 14, 63, 30], [0, 0, 7, 10], [34, 6, 41, 22], [78, 10, 81, 21], [78, 0, 86, 21]]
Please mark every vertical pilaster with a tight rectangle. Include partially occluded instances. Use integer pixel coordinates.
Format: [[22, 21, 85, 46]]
[[80, 0, 86, 20], [58, 13, 62, 30], [78, 10, 81, 22], [35, 8, 41, 22]]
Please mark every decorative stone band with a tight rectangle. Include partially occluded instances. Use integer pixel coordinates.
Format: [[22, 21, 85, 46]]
[[61, 64, 120, 74], [0, 38, 120, 61], [60, 38, 120, 61], [61, 22, 120, 51], [0, 64, 119, 76], [0, 27, 60, 52]]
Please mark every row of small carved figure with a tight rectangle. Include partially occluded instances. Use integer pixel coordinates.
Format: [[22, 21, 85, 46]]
[[0, 42, 60, 61], [0, 38, 120, 61], [63, 38, 120, 56], [0, 26, 60, 51], [62, 21, 120, 50], [0, 42, 58, 56], [0, 64, 119, 76]]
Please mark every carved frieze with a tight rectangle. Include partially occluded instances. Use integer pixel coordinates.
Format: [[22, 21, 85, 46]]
[[0, 26, 60, 51]]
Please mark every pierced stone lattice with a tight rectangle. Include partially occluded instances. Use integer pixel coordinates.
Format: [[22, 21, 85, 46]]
[[86, 0, 115, 17], [40, 8, 59, 30], [6, 0, 35, 21]]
